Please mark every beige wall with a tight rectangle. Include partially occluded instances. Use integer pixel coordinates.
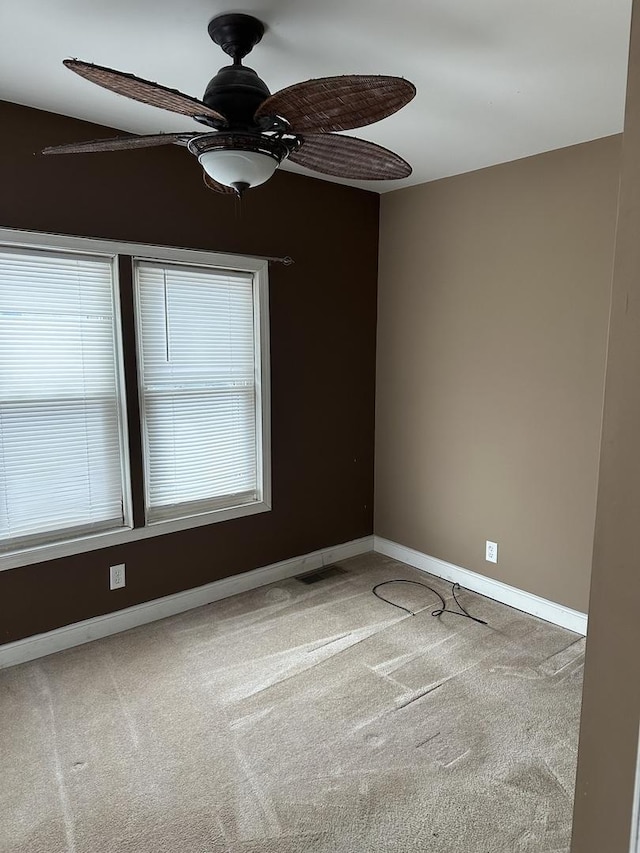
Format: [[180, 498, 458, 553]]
[[376, 136, 621, 612], [572, 4, 640, 849]]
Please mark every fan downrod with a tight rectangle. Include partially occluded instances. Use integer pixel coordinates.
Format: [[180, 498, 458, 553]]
[[208, 13, 265, 64]]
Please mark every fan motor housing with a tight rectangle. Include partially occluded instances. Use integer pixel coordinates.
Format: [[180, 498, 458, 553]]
[[203, 65, 270, 127]]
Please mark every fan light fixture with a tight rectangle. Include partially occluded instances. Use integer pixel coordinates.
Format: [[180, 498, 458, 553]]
[[188, 131, 295, 196], [198, 150, 278, 193], [42, 12, 417, 197]]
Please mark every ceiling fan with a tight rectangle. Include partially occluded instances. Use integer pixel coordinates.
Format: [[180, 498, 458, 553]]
[[43, 12, 416, 196]]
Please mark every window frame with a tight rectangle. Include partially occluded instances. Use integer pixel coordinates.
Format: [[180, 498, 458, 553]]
[[0, 228, 272, 572], [132, 254, 270, 528]]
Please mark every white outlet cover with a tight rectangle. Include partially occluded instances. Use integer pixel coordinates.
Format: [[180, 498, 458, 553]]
[[109, 563, 126, 590], [486, 541, 498, 563]]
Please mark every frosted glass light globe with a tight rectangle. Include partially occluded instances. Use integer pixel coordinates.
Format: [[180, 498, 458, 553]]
[[199, 149, 279, 190]]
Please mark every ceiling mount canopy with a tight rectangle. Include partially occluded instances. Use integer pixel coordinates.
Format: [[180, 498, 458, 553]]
[[207, 13, 265, 65], [43, 11, 416, 196]]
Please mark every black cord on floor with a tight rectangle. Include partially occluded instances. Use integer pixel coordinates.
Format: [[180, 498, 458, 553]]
[[372, 579, 488, 625]]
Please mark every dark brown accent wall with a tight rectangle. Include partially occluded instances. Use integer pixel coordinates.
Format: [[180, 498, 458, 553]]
[[0, 101, 379, 645]]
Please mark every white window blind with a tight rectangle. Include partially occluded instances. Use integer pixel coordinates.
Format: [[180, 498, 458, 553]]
[[135, 260, 261, 523], [0, 247, 127, 553]]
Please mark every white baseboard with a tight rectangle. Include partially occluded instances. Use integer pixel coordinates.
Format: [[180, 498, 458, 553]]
[[0, 536, 374, 670], [1, 532, 587, 670], [373, 536, 588, 635]]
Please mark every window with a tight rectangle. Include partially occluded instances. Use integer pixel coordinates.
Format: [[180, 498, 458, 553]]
[[0, 246, 128, 553], [0, 230, 270, 569], [135, 260, 265, 524]]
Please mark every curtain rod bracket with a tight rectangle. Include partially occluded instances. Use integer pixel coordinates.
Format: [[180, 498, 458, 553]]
[[264, 255, 294, 266]]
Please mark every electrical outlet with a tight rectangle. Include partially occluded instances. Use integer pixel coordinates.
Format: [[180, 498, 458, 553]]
[[109, 563, 126, 590], [485, 541, 498, 563]]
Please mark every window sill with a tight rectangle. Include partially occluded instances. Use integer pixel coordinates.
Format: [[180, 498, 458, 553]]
[[0, 499, 271, 572]]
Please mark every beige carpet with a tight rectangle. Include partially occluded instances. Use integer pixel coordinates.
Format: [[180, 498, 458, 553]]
[[0, 553, 584, 852]]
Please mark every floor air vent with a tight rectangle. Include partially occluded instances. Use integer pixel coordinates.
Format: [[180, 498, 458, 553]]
[[295, 565, 349, 584]]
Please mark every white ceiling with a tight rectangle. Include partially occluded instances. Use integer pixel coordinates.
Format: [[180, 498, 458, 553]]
[[0, 0, 633, 192]]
